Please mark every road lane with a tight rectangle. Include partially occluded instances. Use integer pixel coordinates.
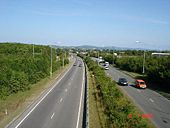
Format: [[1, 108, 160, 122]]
[[7, 57, 85, 128], [106, 66, 170, 128]]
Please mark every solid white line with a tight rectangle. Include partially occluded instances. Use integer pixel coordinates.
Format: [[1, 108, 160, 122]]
[[149, 98, 154, 102], [51, 113, 55, 119], [76, 64, 84, 128], [14, 64, 73, 128], [60, 98, 63, 103]]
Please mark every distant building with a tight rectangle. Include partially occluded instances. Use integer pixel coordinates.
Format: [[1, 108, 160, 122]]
[[113, 53, 117, 56], [152, 53, 170, 56], [98, 56, 104, 62]]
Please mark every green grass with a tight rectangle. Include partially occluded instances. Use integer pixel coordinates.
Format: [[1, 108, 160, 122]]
[[89, 72, 108, 128], [0, 61, 73, 128], [116, 85, 155, 128], [85, 57, 155, 128], [88, 71, 155, 128]]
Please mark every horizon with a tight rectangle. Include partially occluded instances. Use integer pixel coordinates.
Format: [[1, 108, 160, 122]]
[[1, 42, 170, 51], [0, 0, 170, 50]]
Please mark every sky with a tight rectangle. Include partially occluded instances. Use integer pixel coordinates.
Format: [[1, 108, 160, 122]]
[[0, 0, 170, 50]]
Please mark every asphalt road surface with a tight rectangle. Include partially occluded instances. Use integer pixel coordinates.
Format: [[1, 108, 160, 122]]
[[6, 57, 85, 128], [106, 65, 170, 128]]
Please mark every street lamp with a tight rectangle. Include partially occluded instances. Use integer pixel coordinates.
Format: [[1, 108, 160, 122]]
[[96, 51, 99, 65], [142, 50, 145, 74], [50, 45, 53, 78], [62, 49, 65, 68], [33, 44, 35, 58], [136, 41, 145, 74], [112, 50, 114, 66]]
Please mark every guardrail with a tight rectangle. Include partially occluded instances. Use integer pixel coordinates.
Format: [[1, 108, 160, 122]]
[[82, 62, 89, 128]]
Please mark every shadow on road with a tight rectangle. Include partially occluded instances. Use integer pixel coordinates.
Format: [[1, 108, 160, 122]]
[[135, 76, 170, 99], [128, 84, 137, 88]]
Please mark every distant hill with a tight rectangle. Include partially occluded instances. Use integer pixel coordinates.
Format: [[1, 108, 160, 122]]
[[51, 45, 147, 50]]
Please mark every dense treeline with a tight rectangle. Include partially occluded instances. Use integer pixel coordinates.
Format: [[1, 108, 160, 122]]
[[115, 57, 143, 73], [115, 56, 170, 85], [82, 56, 151, 128], [89, 50, 170, 86], [0, 43, 69, 99]]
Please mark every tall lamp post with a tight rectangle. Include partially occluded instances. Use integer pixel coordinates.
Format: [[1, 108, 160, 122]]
[[61, 48, 65, 68], [136, 41, 145, 74], [112, 50, 114, 66], [97, 51, 99, 65], [32, 44, 35, 58], [142, 50, 145, 74], [50, 45, 53, 78]]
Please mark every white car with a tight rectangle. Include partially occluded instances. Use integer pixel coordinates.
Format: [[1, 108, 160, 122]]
[[104, 66, 109, 70]]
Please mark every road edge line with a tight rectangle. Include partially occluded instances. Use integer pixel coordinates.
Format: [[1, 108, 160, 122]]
[[76, 60, 85, 128], [9, 61, 74, 128]]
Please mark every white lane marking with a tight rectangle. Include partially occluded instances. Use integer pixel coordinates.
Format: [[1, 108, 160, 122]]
[[68, 82, 71, 85], [51, 113, 55, 119], [76, 63, 84, 128], [14, 64, 73, 128], [60, 98, 63, 102], [137, 89, 141, 92], [149, 98, 154, 103], [65, 89, 68, 92]]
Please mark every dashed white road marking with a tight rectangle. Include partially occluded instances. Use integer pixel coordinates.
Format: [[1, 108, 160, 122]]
[[76, 64, 84, 128], [149, 98, 154, 102], [13, 64, 73, 128], [60, 98, 63, 103], [68, 83, 71, 85], [51, 113, 55, 119], [65, 89, 68, 92]]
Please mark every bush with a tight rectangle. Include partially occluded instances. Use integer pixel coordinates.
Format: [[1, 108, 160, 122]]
[[115, 56, 170, 86], [0, 43, 68, 99], [84, 56, 150, 127]]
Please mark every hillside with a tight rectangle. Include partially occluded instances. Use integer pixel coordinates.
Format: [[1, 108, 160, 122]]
[[0, 43, 68, 99]]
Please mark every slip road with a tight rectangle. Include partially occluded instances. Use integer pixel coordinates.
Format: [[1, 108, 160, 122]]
[[107, 66, 170, 128]]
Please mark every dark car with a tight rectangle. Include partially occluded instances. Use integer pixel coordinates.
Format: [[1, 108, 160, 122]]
[[118, 78, 128, 86], [79, 63, 82, 67]]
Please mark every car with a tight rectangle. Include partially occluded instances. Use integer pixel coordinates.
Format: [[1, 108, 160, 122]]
[[118, 78, 128, 86], [79, 63, 82, 67], [135, 79, 147, 89], [73, 63, 77, 66], [104, 66, 109, 70]]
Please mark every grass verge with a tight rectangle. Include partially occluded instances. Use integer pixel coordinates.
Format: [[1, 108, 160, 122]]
[[0, 61, 73, 128], [89, 72, 108, 128], [84, 57, 155, 128]]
